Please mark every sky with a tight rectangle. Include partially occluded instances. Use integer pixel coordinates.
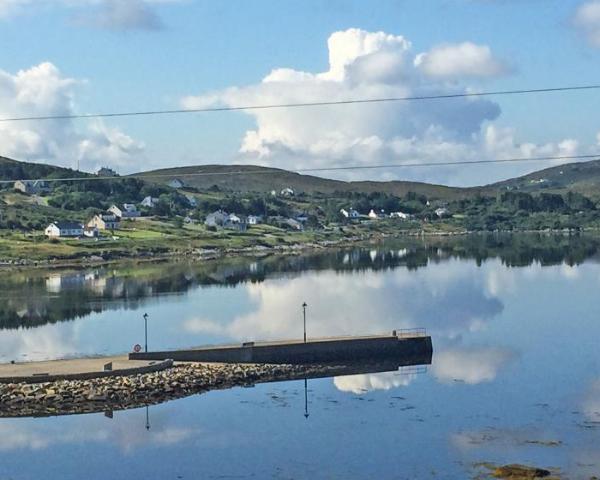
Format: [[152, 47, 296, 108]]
[[0, 0, 600, 186]]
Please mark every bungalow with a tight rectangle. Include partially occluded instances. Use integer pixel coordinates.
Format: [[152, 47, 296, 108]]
[[14, 180, 51, 195], [280, 187, 295, 196], [340, 208, 360, 219], [108, 204, 141, 219], [390, 211, 410, 220], [168, 178, 184, 189], [87, 214, 119, 230], [247, 215, 262, 225], [45, 221, 84, 238], [141, 196, 159, 208]]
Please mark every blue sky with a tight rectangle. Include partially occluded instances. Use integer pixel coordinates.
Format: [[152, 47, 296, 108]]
[[0, 0, 599, 186]]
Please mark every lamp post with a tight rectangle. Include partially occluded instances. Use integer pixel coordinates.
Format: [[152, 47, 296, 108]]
[[302, 302, 307, 343], [143, 313, 148, 353]]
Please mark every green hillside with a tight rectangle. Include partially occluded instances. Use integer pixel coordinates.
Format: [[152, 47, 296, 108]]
[[487, 159, 600, 198], [0, 156, 88, 181], [134, 164, 478, 200]]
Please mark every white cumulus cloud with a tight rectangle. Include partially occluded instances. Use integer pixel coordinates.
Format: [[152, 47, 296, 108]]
[[182, 28, 580, 186], [0, 61, 144, 172], [414, 42, 508, 78], [574, 0, 600, 47]]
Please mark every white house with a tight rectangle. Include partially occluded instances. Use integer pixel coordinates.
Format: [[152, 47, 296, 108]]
[[168, 178, 184, 189], [225, 213, 247, 231], [247, 215, 262, 225], [341, 208, 360, 219], [390, 211, 410, 220], [228, 213, 242, 224], [141, 196, 158, 208], [280, 187, 295, 196], [45, 221, 84, 238], [435, 207, 449, 218], [368, 209, 386, 219], [108, 204, 140, 218]]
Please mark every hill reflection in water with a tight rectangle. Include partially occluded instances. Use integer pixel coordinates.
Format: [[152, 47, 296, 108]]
[[0, 233, 597, 330]]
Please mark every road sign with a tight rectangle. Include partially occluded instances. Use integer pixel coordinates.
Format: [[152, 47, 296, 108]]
[[133, 344, 142, 353]]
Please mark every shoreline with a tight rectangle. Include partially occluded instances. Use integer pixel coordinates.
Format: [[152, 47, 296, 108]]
[[0, 227, 594, 272]]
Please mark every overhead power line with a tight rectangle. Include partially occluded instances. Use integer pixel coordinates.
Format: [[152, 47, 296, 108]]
[[0, 84, 599, 123], [0, 153, 597, 185]]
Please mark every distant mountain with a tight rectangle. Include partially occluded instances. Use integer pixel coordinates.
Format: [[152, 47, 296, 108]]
[[487, 159, 600, 197], [134, 164, 480, 200]]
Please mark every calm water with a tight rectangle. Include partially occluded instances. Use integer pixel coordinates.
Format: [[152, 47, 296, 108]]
[[0, 234, 599, 479]]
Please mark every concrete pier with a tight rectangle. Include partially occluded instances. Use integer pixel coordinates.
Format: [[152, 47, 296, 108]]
[[0, 356, 173, 384], [129, 333, 433, 365]]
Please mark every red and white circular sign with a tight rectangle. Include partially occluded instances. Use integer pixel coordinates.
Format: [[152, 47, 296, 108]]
[[133, 344, 142, 353]]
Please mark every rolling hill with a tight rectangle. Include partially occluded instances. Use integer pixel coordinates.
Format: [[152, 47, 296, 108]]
[[1, 154, 599, 200], [134, 164, 480, 200], [487, 159, 600, 197]]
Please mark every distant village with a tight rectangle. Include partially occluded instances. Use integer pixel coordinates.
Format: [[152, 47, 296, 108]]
[[10, 167, 435, 240], [4, 162, 598, 243]]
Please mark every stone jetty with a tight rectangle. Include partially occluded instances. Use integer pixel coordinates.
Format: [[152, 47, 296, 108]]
[[0, 362, 339, 418]]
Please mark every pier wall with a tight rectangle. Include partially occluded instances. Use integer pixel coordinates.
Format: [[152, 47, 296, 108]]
[[129, 335, 433, 365]]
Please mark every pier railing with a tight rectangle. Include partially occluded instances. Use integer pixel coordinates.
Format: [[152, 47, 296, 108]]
[[393, 328, 427, 338]]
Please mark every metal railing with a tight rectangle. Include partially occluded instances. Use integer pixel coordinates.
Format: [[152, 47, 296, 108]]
[[392, 328, 427, 338]]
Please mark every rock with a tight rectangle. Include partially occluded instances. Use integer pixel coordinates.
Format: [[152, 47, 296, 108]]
[[492, 464, 552, 479]]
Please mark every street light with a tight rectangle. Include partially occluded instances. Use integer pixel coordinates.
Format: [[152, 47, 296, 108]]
[[143, 313, 149, 353], [302, 302, 307, 343]]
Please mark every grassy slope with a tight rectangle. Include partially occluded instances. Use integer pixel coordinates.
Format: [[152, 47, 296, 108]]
[[486, 159, 600, 198], [0, 156, 87, 180], [134, 164, 477, 200]]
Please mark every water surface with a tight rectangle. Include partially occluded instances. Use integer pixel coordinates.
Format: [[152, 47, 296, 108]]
[[0, 234, 598, 479]]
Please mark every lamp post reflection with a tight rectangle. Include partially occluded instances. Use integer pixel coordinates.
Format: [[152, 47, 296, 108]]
[[304, 378, 309, 419], [145, 405, 150, 430]]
